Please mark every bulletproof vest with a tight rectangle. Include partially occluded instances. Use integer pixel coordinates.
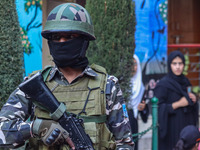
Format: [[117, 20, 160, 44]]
[[28, 64, 115, 150]]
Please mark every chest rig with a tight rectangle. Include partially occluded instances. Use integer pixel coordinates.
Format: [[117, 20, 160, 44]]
[[29, 64, 115, 150]]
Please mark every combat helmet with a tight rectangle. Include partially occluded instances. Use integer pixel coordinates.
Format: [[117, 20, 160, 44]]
[[41, 3, 95, 40]]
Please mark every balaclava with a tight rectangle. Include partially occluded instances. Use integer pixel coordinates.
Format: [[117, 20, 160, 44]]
[[48, 37, 89, 68]]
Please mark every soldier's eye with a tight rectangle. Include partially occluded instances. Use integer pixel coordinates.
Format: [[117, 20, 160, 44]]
[[50, 34, 79, 41]]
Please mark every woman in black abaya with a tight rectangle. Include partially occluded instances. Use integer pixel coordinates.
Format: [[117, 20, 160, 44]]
[[154, 51, 198, 150]]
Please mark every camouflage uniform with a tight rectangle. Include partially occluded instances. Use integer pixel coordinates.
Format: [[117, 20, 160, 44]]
[[0, 66, 134, 149]]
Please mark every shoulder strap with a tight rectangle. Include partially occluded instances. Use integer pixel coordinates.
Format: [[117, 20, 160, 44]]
[[40, 66, 53, 82], [88, 63, 107, 89], [90, 63, 107, 75]]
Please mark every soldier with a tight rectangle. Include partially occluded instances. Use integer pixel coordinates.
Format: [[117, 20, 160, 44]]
[[0, 3, 134, 150]]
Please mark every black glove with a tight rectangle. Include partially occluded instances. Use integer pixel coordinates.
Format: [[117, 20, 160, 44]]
[[31, 118, 69, 146]]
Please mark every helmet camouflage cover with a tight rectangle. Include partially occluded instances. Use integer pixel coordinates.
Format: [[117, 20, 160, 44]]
[[42, 3, 95, 40]]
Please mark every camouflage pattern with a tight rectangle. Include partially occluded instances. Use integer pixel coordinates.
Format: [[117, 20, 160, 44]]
[[0, 66, 134, 149], [42, 3, 95, 40]]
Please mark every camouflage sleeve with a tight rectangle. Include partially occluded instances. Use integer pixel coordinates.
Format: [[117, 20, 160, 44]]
[[0, 88, 32, 148], [106, 75, 134, 150]]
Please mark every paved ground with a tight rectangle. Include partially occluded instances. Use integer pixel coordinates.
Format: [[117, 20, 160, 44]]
[[138, 115, 152, 150]]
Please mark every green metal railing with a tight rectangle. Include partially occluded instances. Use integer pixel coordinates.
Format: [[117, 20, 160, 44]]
[[132, 97, 158, 150], [151, 97, 158, 150]]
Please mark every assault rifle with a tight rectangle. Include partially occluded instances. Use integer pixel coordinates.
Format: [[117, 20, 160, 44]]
[[19, 72, 94, 150]]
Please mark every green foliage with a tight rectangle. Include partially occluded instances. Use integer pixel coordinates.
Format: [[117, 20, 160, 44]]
[[183, 54, 189, 75], [20, 27, 33, 54], [85, 0, 136, 101], [183, 54, 200, 97], [0, 0, 24, 108]]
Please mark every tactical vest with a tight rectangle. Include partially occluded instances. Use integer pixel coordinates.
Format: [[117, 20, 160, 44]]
[[27, 64, 115, 150]]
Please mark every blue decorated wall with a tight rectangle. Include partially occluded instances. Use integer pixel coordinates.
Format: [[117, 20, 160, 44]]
[[133, 0, 168, 85], [16, 0, 42, 76]]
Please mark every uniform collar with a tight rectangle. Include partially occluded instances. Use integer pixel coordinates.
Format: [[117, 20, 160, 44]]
[[48, 66, 98, 81]]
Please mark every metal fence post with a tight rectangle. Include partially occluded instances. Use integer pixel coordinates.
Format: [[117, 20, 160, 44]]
[[151, 97, 158, 150]]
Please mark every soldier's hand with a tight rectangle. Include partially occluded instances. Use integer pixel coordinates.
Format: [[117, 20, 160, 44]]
[[31, 118, 75, 149]]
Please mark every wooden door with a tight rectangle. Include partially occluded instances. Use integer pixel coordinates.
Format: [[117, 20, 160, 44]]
[[168, 0, 200, 87]]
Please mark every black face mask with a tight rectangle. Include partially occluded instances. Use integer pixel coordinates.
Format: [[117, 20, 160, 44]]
[[48, 38, 89, 68]]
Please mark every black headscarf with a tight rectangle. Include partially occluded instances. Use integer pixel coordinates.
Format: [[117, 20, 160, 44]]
[[156, 51, 194, 139], [157, 50, 192, 105]]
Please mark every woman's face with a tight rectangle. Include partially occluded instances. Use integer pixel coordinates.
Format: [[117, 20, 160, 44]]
[[170, 56, 184, 76]]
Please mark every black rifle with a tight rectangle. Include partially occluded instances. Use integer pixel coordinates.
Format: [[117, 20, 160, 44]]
[[19, 72, 94, 150]]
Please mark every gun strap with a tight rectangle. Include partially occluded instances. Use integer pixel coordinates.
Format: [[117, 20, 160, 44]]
[[80, 115, 107, 123], [50, 103, 66, 121], [32, 118, 43, 136]]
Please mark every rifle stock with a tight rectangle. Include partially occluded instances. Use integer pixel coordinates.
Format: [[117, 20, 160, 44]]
[[19, 72, 94, 150]]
